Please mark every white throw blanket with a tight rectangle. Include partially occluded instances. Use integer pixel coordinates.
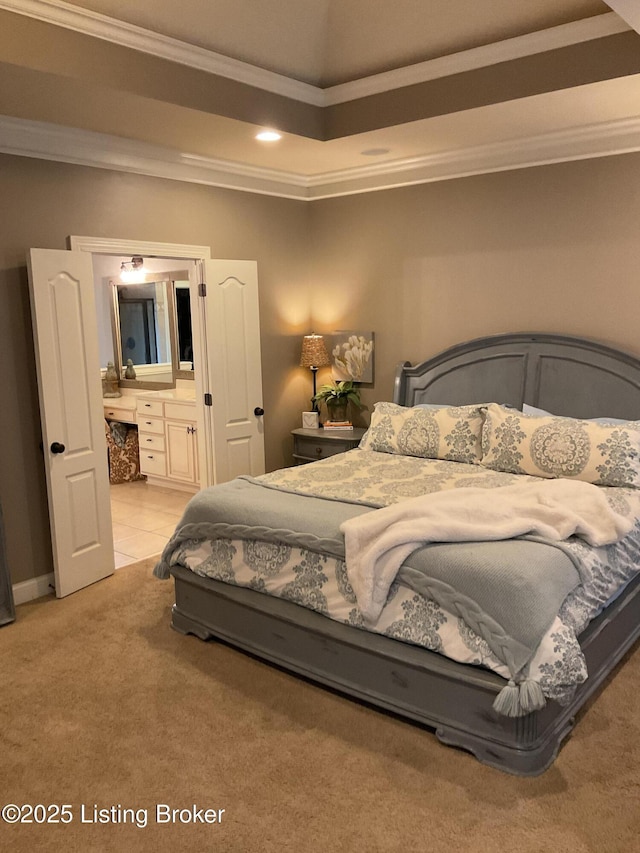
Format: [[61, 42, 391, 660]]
[[340, 478, 632, 624]]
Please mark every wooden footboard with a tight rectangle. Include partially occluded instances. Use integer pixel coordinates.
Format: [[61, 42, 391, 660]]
[[164, 334, 640, 774], [169, 566, 640, 775]]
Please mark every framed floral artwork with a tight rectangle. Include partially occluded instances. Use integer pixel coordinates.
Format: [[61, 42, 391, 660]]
[[329, 330, 374, 384]]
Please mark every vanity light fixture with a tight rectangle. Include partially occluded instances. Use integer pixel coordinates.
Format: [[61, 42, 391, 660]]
[[120, 256, 147, 284], [255, 129, 282, 142]]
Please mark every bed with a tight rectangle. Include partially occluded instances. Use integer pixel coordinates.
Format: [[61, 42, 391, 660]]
[[155, 333, 640, 775]]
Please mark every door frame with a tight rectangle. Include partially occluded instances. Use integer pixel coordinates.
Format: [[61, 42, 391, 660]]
[[69, 236, 215, 487]]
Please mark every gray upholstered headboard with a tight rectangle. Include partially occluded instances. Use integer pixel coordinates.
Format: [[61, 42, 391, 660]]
[[393, 333, 640, 421]]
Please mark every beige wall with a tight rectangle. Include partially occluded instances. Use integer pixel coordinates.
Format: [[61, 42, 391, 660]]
[[4, 149, 640, 589], [0, 154, 312, 585], [309, 153, 640, 418]]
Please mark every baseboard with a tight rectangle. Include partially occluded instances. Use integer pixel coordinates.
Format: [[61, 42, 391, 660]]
[[12, 572, 55, 605]]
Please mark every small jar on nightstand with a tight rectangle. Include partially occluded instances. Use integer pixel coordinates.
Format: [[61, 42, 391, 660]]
[[291, 427, 366, 465]]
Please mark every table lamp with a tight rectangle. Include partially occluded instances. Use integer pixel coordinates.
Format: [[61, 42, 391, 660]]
[[300, 334, 331, 411]]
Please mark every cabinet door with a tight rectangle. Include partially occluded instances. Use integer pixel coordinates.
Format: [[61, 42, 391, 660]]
[[166, 421, 198, 484]]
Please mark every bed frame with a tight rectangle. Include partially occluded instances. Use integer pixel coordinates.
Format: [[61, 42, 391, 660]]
[[170, 333, 640, 775]]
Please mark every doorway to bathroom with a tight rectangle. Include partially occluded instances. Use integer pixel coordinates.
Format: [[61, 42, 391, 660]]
[[28, 236, 266, 596]]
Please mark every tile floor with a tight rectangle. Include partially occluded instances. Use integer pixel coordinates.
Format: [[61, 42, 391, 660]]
[[110, 480, 192, 568]]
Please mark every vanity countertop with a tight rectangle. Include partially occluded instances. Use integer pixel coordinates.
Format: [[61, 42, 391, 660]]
[[103, 388, 196, 409], [102, 395, 137, 409], [137, 388, 196, 402]]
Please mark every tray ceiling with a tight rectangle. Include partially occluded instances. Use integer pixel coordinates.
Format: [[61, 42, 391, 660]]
[[61, 0, 609, 86], [0, 0, 639, 199]]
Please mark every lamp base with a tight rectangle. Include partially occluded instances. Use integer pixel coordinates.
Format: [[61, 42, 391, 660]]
[[311, 365, 319, 412]]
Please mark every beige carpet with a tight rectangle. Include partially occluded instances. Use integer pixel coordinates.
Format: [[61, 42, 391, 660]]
[[1, 558, 640, 853]]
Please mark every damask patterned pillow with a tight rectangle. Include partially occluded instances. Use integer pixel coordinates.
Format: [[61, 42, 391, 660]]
[[480, 403, 640, 488], [359, 401, 485, 464]]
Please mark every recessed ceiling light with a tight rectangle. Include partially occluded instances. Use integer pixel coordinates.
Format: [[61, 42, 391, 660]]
[[256, 130, 282, 142], [361, 148, 390, 156]]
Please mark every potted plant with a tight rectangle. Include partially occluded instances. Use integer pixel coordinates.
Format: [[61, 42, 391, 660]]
[[312, 380, 362, 422]]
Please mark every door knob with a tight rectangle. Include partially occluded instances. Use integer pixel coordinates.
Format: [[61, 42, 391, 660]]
[[254, 407, 264, 417], [50, 442, 66, 454]]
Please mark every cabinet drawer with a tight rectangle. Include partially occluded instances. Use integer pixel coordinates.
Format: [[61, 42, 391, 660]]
[[138, 433, 165, 452], [137, 398, 164, 417], [294, 438, 344, 460], [137, 416, 164, 435], [291, 428, 365, 466], [164, 402, 195, 421], [103, 406, 136, 424], [139, 451, 167, 477]]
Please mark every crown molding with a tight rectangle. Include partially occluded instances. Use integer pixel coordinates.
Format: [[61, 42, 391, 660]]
[[0, 1, 630, 108], [305, 116, 640, 199], [0, 116, 309, 199], [1, 113, 640, 201], [0, 0, 324, 105], [324, 13, 630, 105]]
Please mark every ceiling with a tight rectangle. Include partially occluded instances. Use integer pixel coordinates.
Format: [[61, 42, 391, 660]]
[[0, 0, 639, 199], [50, 0, 610, 86]]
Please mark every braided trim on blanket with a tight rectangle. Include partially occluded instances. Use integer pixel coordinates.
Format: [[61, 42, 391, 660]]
[[157, 524, 547, 715], [154, 521, 346, 579], [398, 565, 547, 715], [399, 566, 522, 671]]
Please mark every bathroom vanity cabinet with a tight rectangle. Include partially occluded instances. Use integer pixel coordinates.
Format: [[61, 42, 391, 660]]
[[136, 391, 199, 491]]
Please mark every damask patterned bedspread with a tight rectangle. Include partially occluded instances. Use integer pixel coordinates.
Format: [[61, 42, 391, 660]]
[[161, 449, 640, 709]]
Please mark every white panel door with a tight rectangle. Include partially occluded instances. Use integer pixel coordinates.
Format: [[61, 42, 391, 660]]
[[203, 260, 265, 483], [28, 249, 114, 597]]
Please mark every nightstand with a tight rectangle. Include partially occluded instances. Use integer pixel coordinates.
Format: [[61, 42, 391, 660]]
[[292, 427, 366, 465]]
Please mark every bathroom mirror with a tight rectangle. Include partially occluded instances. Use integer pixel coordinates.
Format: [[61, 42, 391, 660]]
[[107, 271, 193, 389], [174, 280, 194, 379]]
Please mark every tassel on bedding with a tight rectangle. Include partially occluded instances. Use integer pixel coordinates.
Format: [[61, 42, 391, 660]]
[[493, 676, 546, 717]]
